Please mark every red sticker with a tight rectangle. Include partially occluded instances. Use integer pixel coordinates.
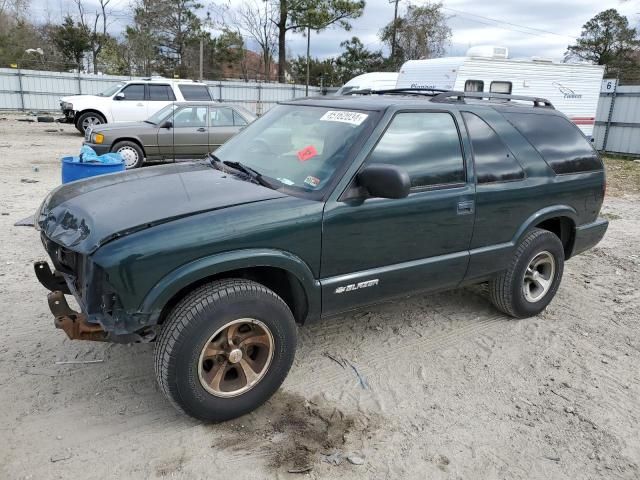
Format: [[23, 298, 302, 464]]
[[297, 145, 318, 162]]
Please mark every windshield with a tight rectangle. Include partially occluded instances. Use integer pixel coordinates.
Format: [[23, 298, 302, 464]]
[[99, 84, 124, 97], [146, 103, 179, 124], [214, 104, 373, 196]]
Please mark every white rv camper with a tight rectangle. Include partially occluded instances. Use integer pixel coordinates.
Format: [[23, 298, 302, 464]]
[[395, 46, 605, 136], [335, 72, 399, 95]]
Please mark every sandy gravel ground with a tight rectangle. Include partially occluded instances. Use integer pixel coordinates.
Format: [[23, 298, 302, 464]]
[[0, 114, 639, 480]]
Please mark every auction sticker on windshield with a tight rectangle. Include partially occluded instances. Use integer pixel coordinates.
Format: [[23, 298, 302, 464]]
[[320, 111, 368, 126]]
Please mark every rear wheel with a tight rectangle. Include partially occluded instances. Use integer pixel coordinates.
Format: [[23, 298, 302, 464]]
[[489, 228, 565, 318], [154, 279, 297, 422], [112, 140, 144, 169], [75, 111, 105, 134]]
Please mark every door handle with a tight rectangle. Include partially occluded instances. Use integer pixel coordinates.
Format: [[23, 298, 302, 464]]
[[197, 127, 206, 132], [457, 200, 475, 215], [136, 103, 144, 107]]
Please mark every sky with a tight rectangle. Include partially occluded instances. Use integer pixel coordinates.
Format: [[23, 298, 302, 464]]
[[28, 0, 640, 62]]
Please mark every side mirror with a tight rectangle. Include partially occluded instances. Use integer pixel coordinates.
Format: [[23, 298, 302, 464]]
[[357, 163, 411, 199], [161, 120, 173, 129], [114, 92, 125, 100]]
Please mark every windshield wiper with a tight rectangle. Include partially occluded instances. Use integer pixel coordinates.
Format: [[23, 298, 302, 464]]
[[208, 154, 276, 189], [223, 160, 276, 189]]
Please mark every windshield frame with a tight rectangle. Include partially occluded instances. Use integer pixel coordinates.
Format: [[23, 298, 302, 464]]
[[212, 103, 381, 202]]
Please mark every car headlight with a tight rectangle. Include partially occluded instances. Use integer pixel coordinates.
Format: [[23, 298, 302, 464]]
[[61, 101, 73, 110], [91, 132, 104, 144]]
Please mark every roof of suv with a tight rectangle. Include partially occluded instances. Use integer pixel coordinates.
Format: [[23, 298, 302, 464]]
[[124, 77, 207, 85]]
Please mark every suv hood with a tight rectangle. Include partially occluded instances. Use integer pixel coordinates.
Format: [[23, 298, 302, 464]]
[[37, 162, 287, 254], [61, 94, 105, 105]]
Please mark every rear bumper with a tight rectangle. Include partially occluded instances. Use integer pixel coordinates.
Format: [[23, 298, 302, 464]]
[[570, 218, 608, 257]]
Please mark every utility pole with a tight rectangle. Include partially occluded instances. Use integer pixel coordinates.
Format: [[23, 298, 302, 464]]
[[389, 0, 400, 65], [199, 37, 204, 82], [305, 26, 311, 96]]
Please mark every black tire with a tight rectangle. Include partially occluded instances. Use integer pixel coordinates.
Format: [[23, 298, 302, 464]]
[[75, 111, 106, 133], [112, 140, 145, 169], [489, 228, 565, 318], [154, 279, 297, 422]]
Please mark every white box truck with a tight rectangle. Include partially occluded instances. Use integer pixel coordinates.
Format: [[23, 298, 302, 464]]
[[395, 46, 605, 136]]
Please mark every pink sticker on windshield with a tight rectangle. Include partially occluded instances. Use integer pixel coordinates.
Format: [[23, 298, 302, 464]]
[[297, 145, 318, 162]]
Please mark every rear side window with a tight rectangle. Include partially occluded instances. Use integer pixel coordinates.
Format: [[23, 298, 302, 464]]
[[368, 112, 465, 188], [147, 84, 176, 101], [210, 107, 235, 126], [503, 112, 602, 174], [462, 112, 524, 183], [464, 80, 484, 92], [179, 84, 212, 101]]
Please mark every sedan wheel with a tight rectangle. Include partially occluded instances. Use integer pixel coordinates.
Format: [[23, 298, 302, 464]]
[[118, 146, 140, 169], [112, 140, 144, 169]]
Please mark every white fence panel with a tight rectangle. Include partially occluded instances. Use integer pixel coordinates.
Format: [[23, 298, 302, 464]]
[[0, 68, 322, 115]]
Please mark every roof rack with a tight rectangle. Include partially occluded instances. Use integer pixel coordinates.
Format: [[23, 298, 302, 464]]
[[344, 87, 448, 96], [430, 91, 554, 108]]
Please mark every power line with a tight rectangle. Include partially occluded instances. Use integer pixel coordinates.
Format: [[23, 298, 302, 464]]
[[440, 5, 577, 40]]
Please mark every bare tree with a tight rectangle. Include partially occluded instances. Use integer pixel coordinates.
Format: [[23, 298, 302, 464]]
[[233, 0, 278, 81], [74, 0, 111, 73]]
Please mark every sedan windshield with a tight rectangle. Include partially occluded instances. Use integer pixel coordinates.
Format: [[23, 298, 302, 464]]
[[99, 84, 124, 97], [146, 103, 179, 124], [213, 104, 373, 196]]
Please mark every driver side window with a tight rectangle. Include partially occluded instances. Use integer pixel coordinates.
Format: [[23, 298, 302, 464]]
[[119, 84, 145, 100], [172, 106, 208, 128], [368, 112, 465, 189]]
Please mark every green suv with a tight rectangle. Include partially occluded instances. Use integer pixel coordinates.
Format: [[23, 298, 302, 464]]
[[33, 90, 608, 421]]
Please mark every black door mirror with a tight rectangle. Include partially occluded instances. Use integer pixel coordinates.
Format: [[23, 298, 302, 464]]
[[357, 163, 411, 199], [161, 120, 173, 129]]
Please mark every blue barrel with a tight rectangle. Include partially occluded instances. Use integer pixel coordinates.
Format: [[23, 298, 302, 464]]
[[61, 156, 125, 184]]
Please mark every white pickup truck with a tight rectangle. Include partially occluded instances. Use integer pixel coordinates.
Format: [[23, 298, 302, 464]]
[[60, 78, 213, 133]]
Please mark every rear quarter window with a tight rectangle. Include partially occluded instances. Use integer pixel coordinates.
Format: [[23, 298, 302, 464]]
[[179, 84, 212, 101], [503, 112, 602, 174]]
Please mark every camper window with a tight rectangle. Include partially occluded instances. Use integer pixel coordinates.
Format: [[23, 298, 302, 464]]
[[367, 112, 465, 189], [490, 81, 512, 94], [464, 80, 484, 92], [462, 112, 525, 183]]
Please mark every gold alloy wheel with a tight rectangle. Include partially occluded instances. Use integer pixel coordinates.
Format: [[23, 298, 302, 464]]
[[197, 318, 274, 398]]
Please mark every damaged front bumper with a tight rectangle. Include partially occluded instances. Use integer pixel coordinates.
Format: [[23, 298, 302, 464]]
[[35, 260, 154, 343], [48, 289, 107, 341]]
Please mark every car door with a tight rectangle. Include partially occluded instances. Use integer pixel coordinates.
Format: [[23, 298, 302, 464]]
[[320, 110, 476, 315], [208, 107, 242, 151], [110, 83, 147, 122], [171, 105, 210, 159]]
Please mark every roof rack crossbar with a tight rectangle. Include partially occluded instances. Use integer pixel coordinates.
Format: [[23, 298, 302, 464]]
[[344, 87, 449, 96], [430, 91, 554, 108]]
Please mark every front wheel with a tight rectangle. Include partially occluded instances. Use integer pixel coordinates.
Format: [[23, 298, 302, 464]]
[[76, 111, 105, 134], [154, 279, 297, 422], [112, 140, 144, 169], [489, 228, 565, 318]]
